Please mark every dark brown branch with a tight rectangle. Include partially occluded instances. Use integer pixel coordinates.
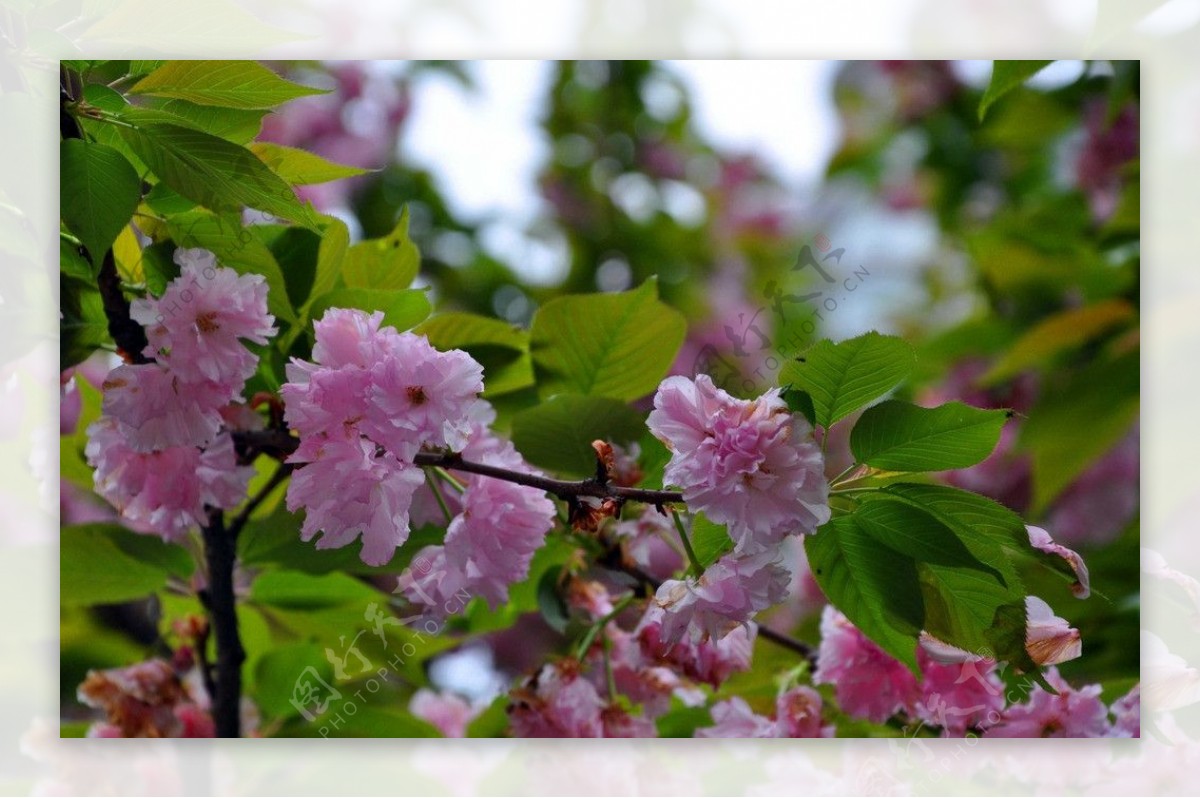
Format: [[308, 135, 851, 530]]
[[227, 463, 294, 540], [200, 509, 243, 737], [232, 429, 685, 507], [97, 249, 150, 363]]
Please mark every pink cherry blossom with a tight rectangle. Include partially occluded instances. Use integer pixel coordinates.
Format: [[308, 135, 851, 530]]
[[441, 469, 556, 608], [1110, 684, 1140, 737], [285, 435, 425, 566], [1027, 525, 1090, 598], [509, 662, 606, 738], [586, 628, 684, 718], [310, 308, 401, 369], [696, 697, 778, 738], [365, 332, 484, 458], [984, 667, 1111, 738], [1024, 596, 1082, 666], [280, 359, 373, 442], [601, 707, 658, 738], [813, 606, 921, 724], [396, 545, 473, 617], [647, 374, 829, 552], [100, 363, 226, 451], [409, 688, 481, 738], [637, 614, 755, 688], [775, 685, 835, 737], [612, 506, 684, 580], [85, 420, 252, 539], [914, 652, 1006, 736], [644, 549, 790, 644], [131, 248, 275, 391]]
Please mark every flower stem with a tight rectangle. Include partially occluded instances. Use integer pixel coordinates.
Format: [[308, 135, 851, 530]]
[[425, 468, 456, 524], [671, 509, 704, 576]]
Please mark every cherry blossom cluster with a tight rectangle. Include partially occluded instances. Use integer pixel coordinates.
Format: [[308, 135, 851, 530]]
[[281, 309, 556, 578], [815, 605, 1139, 737], [85, 249, 274, 538], [641, 374, 830, 645]]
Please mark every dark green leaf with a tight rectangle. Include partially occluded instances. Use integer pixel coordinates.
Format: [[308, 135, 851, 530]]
[[252, 642, 333, 721], [59, 139, 141, 266], [850, 400, 1008, 471], [511, 394, 646, 476], [853, 499, 1002, 580], [530, 277, 686, 401], [131, 60, 326, 109], [779, 332, 915, 429], [805, 516, 924, 673], [536, 569, 570, 634], [782, 387, 816, 427], [978, 60, 1054, 120], [1020, 349, 1139, 511], [119, 122, 317, 227]]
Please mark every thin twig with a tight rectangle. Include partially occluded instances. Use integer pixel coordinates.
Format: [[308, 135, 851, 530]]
[[226, 463, 294, 542]]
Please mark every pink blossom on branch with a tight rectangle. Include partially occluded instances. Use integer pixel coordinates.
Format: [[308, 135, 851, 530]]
[[100, 362, 226, 452], [130, 248, 275, 391], [646, 374, 829, 553], [642, 549, 790, 645], [85, 420, 252, 539]]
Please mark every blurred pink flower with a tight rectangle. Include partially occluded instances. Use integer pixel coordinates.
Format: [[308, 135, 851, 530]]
[[985, 667, 1111, 738], [698, 685, 833, 738], [131, 248, 275, 391], [409, 688, 481, 738], [637, 616, 755, 688], [1110, 684, 1140, 738], [814, 606, 920, 724], [647, 374, 829, 552], [645, 549, 790, 644], [612, 506, 684, 581], [696, 696, 777, 738], [914, 652, 1006, 736], [509, 662, 606, 738]]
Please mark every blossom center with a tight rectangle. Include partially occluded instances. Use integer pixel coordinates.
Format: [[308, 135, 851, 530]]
[[194, 312, 220, 333], [407, 385, 428, 406]]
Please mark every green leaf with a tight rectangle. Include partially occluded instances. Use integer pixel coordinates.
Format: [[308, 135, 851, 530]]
[[879, 483, 1029, 561], [805, 516, 923, 673], [530, 277, 686, 401], [280, 707, 440, 738], [59, 139, 142, 266], [978, 60, 1054, 120], [919, 562, 1030, 666], [342, 207, 421, 290], [1020, 349, 1139, 511], [60, 275, 112, 368], [980, 299, 1135, 385], [310, 215, 349, 304], [239, 502, 443, 575], [250, 142, 372, 184], [657, 702, 713, 738], [60, 239, 94, 283], [849, 400, 1008, 471], [782, 387, 817, 427], [128, 60, 165, 77], [852, 499, 1002, 581], [153, 99, 267, 144], [308, 287, 431, 333], [165, 210, 298, 325], [119, 122, 317, 228], [61, 524, 173, 607], [779, 332, 915, 429], [511, 394, 646, 476], [689, 513, 733, 569], [536, 569, 570, 634], [253, 642, 333, 721], [417, 312, 534, 398], [130, 60, 326, 109], [250, 569, 383, 610], [466, 695, 511, 738]]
